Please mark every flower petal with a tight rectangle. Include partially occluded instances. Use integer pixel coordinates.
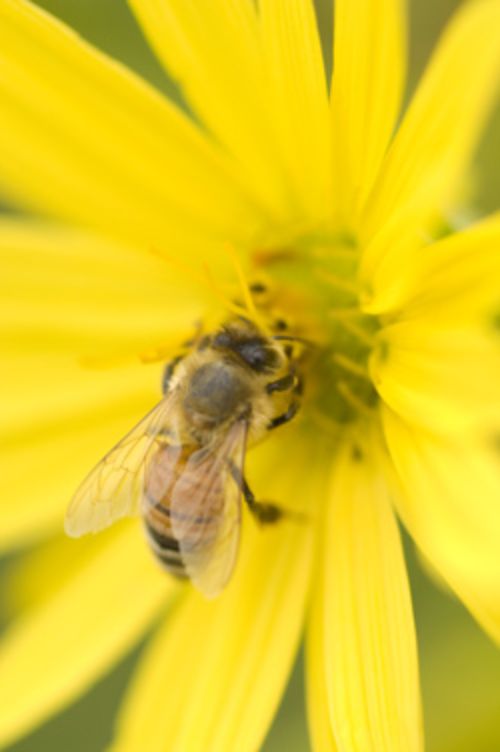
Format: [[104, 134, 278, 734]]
[[306, 579, 338, 752], [127, 0, 290, 218], [372, 322, 500, 436], [0, 524, 171, 748], [0, 368, 158, 549], [323, 433, 423, 752], [364, 208, 500, 316], [0, 219, 203, 357], [383, 407, 500, 643], [363, 0, 500, 243], [110, 438, 319, 752], [370, 216, 500, 435], [259, 0, 333, 224], [331, 0, 406, 221], [0, 0, 269, 249], [0, 220, 201, 549]]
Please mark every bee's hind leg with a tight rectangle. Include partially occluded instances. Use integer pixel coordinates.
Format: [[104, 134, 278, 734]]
[[228, 462, 284, 524]]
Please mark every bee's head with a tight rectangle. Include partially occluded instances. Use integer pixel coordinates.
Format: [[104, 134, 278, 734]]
[[213, 324, 283, 374]]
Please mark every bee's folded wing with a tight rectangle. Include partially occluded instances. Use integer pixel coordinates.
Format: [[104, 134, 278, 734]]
[[170, 420, 247, 599], [65, 396, 180, 537]]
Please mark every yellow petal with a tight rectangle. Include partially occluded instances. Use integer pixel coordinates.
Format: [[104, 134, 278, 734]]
[[0, 0, 269, 249], [111, 437, 319, 752], [383, 407, 500, 643], [0, 220, 201, 549], [372, 322, 500, 436], [0, 524, 171, 748], [306, 576, 338, 752], [323, 433, 423, 752], [331, 0, 406, 222], [0, 219, 204, 357], [259, 0, 333, 224], [0, 368, 158, 549], [363, 209, 500, 315], [363, 0, 500, 242], [370, 216, 500, 435], [127, 0, 290, 219]]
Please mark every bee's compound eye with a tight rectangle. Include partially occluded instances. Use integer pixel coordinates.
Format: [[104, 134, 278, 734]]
[[237, 341, 279, 373]]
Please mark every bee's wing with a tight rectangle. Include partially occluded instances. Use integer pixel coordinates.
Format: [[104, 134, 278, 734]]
[[65, 394, 181, 537], [170, 419, 248, 599]]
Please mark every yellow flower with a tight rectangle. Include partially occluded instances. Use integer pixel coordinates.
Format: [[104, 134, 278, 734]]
[[1, 0, 500, 750]]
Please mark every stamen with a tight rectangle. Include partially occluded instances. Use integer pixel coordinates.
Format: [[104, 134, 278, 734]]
[[336, 317, 376, 347], [332, 353, 371, 380], [336, 381, 374, 416], [222, 242, 271, 336], [78, 352, 136, 370], [202, 262, 251, 320], [150, 245, 208, 290], [328, 307, 364, 320], [151, 243, 261, 326], [79, 329, 193, 369], [309, 407, 344, 438], [314, 269, 359, 296], [312, 246, 358, 260]]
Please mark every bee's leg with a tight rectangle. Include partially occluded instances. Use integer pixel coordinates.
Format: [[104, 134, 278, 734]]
[[267, 401, 299, 430], [228, 462, 284, 524], [265, 372, 295, 394], [162, 354, 184, 394]]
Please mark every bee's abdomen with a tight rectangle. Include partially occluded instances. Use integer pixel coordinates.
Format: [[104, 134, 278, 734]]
[[143, 504, 188, 579], [143, 444, 223, 580]]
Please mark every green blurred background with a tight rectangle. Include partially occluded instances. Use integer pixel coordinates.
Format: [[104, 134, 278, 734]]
[[2, 1, 500, 750]]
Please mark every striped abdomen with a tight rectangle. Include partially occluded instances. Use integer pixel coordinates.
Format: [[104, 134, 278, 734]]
[[143, 443, 224, 579]]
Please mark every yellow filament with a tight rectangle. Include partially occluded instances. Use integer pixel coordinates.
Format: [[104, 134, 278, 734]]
[[328, 307, 364, 320], [332, 353, 371, 380], [337, 317, 376, 347], [337, 381, 374, 416], [222, 243, 271, 336], [315, 269, 359, 295], [202, 262, 252, 320]]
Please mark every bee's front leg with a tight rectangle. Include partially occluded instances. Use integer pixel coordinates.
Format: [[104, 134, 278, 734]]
[[267, 401, 299, 430], [161, 354, 184, 394]]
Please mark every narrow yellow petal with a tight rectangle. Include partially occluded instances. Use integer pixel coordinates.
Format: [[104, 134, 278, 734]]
[[363, 208, 500, 316], [331, 0, 406, 221], [128, 0, 290, 219], [383, 408, 500, 643], [0, 0, 269, 249], [0, 220, 200, 549], [0, 219, 203, 357], [306, 577, 338, 752], [363, 0, 500, 241], [0, 525, 171, 748], [259, 0, 333, 224], [372, 321, 500, 436], [0, 368, 158, 549], [369, 216, 500, 435], [111, 438, 319, 752], [324, 434, 423, 752]]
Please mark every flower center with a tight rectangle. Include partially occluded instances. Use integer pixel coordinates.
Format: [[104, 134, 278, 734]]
[[251, 232, 380, 431]]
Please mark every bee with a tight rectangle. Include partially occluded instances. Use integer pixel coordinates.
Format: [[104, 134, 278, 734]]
[[65, 318, 304, 598]]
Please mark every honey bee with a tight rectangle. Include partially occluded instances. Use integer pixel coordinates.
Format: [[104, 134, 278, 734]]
[[65, 318, 304, 598]]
